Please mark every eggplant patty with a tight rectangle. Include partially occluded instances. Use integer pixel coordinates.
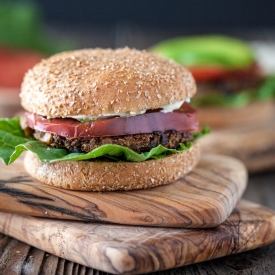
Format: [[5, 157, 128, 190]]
[[33, 130, 194, 153]]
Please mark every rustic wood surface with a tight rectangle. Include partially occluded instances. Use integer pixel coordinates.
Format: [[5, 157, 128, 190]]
[[1, 167, 274, 275], [199, 112, 275, 173], [0, 154, 247, 228], [2, 235, 275, 275], [1, 200, 275, 274]]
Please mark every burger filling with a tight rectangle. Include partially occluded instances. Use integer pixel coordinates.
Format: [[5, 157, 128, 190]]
[[191, 63, 268, 107], [33, 130, 193, 154], [0, 103, 209, 165], [24, 102, 199, 154], [196, 65, 263, 96]]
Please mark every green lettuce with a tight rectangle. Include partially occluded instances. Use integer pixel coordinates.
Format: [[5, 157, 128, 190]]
[[150, 35, 255, 69], [0, 118, 210, 165]]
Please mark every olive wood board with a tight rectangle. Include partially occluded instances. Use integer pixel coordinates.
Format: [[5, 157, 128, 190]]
[[199, 113, 275, 173], [0, 154, 247, 228], [0, 200, 275, 274]]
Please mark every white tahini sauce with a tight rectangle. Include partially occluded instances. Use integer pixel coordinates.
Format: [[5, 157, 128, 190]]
[[160, 99, 189, 113], [59, 99, 190, 121]]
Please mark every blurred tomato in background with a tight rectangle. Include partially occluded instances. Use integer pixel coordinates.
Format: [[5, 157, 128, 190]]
[[0, 1, 74, 117], [0, 46, 44, 88]]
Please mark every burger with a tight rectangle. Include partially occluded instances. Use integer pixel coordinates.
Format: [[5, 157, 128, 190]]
[[150, 35, 275, 129], [0, 48, 207, 191]]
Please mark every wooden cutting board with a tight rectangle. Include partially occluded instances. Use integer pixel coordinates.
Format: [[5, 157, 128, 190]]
[[0, 200, 275, 274], [199, 114, 275, 173], [0, 154, 247, 228]]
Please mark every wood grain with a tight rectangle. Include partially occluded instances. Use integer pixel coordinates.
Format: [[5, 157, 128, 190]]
[[0, 200, 275, 274], [199, 114, 275, 173], [0, 154, 247, 228], [1, 235, 275, 275]]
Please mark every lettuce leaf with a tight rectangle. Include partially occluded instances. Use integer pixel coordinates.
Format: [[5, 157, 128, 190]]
[[150, 35, 255, 69], [192, 75, 275, 108], [0, 118, 209, 165]]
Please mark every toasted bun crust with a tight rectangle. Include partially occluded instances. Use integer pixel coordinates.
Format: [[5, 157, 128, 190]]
[[198, 101, 275, 129], [20, 48, 196, 117], [23, 143, 200, 191]]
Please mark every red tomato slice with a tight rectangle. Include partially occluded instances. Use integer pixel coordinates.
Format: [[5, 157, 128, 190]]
[[0, 45, 44, 88], [188, 66, 229, 81], [188, 63, 260, 81], [26, 103, 198, 138]]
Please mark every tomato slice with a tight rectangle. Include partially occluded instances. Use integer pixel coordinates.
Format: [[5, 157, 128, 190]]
[[0, 45, 44, 88], [26, 103, 198, 138], [188, 63, 261, 81], [188, 66, 228, 81]]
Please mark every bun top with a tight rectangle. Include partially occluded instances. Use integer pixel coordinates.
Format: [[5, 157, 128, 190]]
[[20, 48, 196, 117]]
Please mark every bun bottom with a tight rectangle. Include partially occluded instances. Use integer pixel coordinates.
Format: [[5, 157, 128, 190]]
[[23, 143, 200, 191], [198, 101, 275, 129]]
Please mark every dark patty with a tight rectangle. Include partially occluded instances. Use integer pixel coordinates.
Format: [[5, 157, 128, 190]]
[[197, 73, 264, 96], [33, 130, 193, 153]]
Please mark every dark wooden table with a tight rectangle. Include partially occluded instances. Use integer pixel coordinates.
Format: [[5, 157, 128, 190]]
[[1, 170, 275, 275]]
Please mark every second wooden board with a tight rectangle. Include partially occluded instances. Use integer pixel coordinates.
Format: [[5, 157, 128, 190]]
[[199, 113, 275, 173], [0, 154, 247, 228], [0, 200, 274, 274]]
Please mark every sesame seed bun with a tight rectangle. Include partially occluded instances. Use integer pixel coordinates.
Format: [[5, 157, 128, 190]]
[[23, 142, 200, 191], [20, 48, 196, 117]]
